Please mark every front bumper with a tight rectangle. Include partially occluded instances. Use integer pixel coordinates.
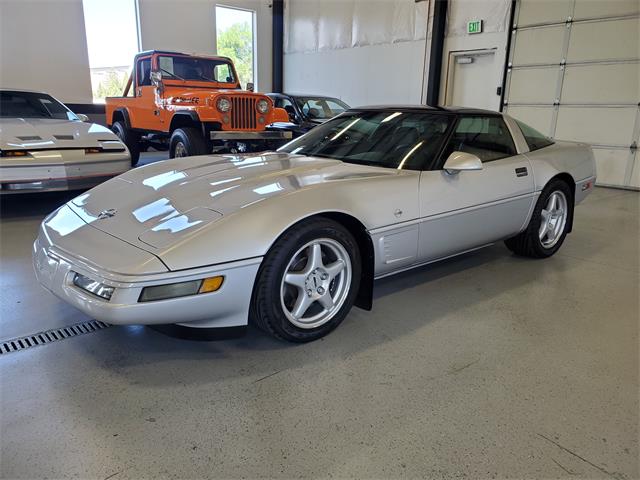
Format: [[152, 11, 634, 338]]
[[0, 149, 130, 193], [33, 234, 262, 329], [210, 131, 292, 141]]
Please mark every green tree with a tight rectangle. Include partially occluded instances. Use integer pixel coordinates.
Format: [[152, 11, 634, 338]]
[[217, 22, 253, 88], [94, 71, 128, 102]]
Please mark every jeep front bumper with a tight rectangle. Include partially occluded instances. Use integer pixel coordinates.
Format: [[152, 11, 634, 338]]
[[209, 131, 292, 141]]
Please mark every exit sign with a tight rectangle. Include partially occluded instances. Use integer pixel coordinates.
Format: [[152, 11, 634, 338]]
[[467, 19, 483, 34]]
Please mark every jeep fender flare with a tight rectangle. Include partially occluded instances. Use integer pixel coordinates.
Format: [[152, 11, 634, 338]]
[[170, 110, 204, 136], [111, 108, 132, 129]]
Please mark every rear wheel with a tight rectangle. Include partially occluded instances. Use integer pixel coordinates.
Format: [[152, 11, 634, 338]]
[[251, 218, 361, 342], [505, 179, 573, 258], [111, 121, 140, 167], [169, 127, 208, 158]]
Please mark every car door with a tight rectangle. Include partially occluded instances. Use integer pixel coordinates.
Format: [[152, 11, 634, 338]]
[[128, 56, 158, 131], [417, 115, 535, 261]]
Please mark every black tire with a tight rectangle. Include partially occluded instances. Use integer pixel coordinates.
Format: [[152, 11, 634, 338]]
[[169, 127, 208, 158], [505, 178, 573, 258], [250, 218, 361, 342], [111, 121, 140, 167]]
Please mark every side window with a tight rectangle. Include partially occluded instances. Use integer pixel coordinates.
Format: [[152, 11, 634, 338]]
[[442, 116, 516, 163], [214, 64, 233, 83], [137, 58, 152, 87], [515, 119, 554, 152]]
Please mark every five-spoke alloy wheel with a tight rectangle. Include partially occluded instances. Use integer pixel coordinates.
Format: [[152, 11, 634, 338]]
[[505, 178, 573, 258], [251, 218, 361, 342]]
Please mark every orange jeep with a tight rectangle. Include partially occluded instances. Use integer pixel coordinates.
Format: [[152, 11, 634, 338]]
[[105, 50, 291, 165]]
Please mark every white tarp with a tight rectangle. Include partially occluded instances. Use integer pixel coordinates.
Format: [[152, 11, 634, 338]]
[[285, 0, 429, 53]]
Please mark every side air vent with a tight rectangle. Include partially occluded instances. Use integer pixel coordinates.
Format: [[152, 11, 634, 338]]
[[16, 135, 42, 141], [54, 135, 74, 140]]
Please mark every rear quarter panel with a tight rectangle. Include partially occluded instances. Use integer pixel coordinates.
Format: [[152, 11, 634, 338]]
[[525, 141, 596, 203]]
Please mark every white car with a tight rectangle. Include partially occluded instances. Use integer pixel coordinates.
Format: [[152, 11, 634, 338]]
[[33, 106, 596, 342], [0, 89, 130, 193]]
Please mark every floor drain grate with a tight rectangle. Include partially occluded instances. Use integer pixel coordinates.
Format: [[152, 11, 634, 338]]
[[0, 320, 111, 355]]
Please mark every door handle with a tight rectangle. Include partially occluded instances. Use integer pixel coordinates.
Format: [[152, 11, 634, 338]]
[[515, 167, 528, 177]]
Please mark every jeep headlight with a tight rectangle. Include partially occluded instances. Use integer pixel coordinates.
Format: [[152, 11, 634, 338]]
[[216, 97, 231, 112], [256, 99, 270, 114]]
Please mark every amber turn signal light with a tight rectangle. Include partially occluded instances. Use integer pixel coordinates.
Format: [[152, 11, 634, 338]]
[[199, 276, 224, 293], [85, 148, 102, 154]]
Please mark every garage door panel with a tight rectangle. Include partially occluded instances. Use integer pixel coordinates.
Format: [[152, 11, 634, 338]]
[[567, 18, 640, 62], [507, 67, 559, 104], [573, 0, 639, 20], [630, 153, 640, 188], [561, 63, 640, 104], [555, 107, 637, 145], [592, 148, 633, 186], [512, 26, 565, 65], [517, 0, 572, 26], [505, 106, 554, 136]]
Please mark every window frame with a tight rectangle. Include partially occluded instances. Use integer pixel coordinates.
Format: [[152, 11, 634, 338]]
[[432, 114, 518, 169]]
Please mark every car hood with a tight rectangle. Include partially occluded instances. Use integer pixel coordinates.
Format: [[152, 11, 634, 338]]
[[67, 152, 397, 252], [0, 118, 120, 150]]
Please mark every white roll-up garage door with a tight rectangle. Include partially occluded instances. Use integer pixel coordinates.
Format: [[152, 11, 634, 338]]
[[503, 0, 639, 189]]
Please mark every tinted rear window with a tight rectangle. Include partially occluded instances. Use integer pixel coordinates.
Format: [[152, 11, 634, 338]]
[[515, 119, 554, 151]]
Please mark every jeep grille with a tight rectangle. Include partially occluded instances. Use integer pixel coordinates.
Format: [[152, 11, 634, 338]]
[[231, 97, 257, 130]]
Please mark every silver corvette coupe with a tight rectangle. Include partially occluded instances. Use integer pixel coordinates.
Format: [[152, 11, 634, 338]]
[[0, 90, 130, 193], [33, 106, 596, 342]]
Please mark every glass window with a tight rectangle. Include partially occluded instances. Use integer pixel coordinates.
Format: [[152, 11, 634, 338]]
[[515, 119, 554, 151], [279, 111, 453, 171], [157, 56, 236, 84], [82, 0, 139, 103], [216, 6, 255, 88], [441, 116, 516, 163], [295, 97, 350, 120], [0, 91, 78, 120], [137, 58, 151, 86]]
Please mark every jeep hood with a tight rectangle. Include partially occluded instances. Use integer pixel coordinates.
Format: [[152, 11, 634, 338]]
[[67, 152, 395, 257]]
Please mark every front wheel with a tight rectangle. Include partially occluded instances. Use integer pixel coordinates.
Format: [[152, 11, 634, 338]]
[[251, 218, 361, 342], [111, 121, 140, 167], [169, 127, 208, 158], [505, 179, 573, 258]]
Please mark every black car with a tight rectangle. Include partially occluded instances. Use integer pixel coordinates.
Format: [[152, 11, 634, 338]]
[[266, 94, 350, 139]]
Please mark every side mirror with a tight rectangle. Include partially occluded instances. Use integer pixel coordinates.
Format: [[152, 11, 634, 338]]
[[443, 151, 483, 175], [246, 82, 255, 92], [150, 71, 163, 86], [76, 113, 89, 122]]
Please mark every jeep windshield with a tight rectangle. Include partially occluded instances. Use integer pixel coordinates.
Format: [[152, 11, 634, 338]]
[[278, 110, 454, 171], [0, 91, 79, 120], [158, 56, 236, 84]]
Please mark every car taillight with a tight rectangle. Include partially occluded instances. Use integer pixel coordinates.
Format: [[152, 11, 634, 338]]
[[1, 150, 30, 157], [85, 148, 102, 154]]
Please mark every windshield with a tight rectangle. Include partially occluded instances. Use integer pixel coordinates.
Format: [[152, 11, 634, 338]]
[[295, 97, 349, 120], [158, 55, 236, 84], [278, 110, 453, 170], [0, 91, 78, 120]]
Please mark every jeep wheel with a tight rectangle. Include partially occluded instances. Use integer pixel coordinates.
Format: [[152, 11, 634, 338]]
[[169, 128, 208, 158], [112, 121, 140, 167]]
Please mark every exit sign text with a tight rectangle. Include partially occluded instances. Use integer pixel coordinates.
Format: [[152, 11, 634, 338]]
[[467, 20, 483, 34]]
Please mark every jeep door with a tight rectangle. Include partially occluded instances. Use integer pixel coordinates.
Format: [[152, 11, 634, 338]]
[[417, 115, 535, 261], [128, 56, 159, 131]]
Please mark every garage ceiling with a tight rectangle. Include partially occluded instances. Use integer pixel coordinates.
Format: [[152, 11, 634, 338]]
[[503, 0, 640, 189]]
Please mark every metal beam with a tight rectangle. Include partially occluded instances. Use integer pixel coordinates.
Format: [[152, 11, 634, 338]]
[[272, 0, 284, 93], [425, 0, 448, 106]]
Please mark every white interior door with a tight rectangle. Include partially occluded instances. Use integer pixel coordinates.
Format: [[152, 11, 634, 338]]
[[444, 49, 499, 110]]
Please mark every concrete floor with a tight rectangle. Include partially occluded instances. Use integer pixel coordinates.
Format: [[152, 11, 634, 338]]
[[0, 166, 638, 478]]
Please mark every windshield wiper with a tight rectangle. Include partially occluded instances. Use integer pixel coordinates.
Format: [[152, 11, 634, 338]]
[[159, 68, 184, 81], [198, 74, 218, 82]]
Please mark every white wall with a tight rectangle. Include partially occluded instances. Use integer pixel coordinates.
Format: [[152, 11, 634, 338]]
[[438, 0, 511, 110], [137, 0, 217, 55], [0, 0, 93, 103], [283, 0, 430, 107]]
